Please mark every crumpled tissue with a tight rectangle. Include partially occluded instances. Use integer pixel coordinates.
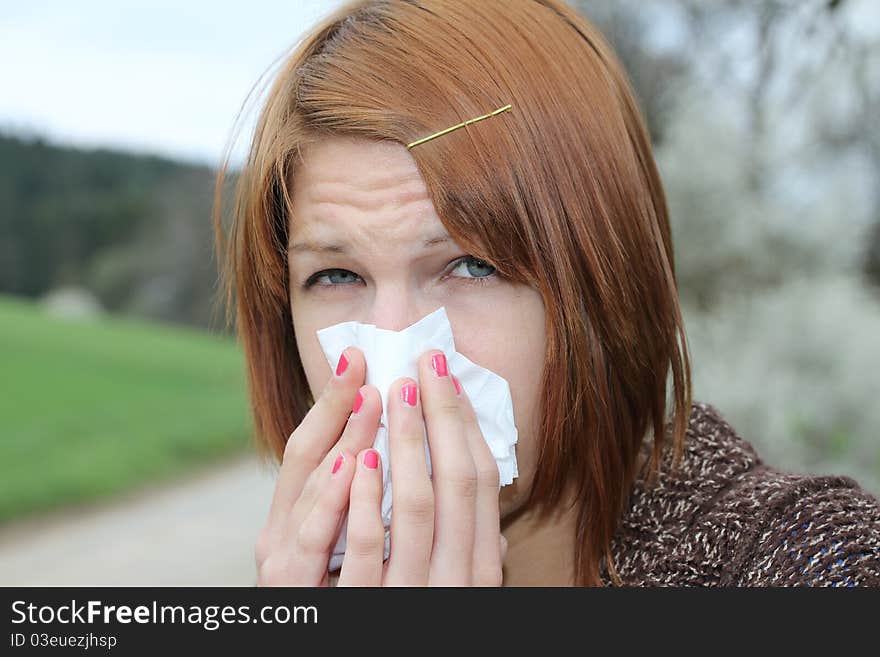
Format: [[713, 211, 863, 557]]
[[315, 305, 518, 571]]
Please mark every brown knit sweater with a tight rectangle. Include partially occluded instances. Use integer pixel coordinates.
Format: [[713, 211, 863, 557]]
[[598, 401, 880, 586]]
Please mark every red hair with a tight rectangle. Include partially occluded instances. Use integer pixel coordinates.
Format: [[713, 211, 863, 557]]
[[213, 0, 692, 586]]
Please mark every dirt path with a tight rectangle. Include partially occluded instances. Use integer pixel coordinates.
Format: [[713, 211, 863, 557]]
[[0, 457, 276, 586]]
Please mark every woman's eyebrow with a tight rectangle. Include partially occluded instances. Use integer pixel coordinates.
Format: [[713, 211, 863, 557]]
[[288, 232, 452, 255], [288, 240, 345, 255]]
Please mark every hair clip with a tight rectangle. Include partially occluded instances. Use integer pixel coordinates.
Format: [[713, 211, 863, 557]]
[[406, 103, 512, 149]]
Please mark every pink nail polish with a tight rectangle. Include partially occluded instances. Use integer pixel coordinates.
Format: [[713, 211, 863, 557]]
[[452, 375, 461, 396], [331, 453, 344, 475], [401, 382, 418, 407], [352, 389, 363, 414], [335, 352, 349, 376], [432, 352, 448, 377], [363, 450, 379, 469]]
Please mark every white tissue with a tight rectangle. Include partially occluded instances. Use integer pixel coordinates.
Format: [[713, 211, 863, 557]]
[[315, 305, 518, 571]]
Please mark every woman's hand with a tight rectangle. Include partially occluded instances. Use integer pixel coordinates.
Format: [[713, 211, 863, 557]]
[[254, 346, 383, 586], [337, 349, 507, 586]]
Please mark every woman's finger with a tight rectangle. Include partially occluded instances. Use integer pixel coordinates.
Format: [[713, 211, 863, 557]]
[[453, 374, 504, 586], [337, 449, 385, 586], [258, 450, 355, 586], [263, 347, 365, 542], [419, 349, 476, 586], [315, 383, 384, 479], [284, 383, 383, 543], [384, 376, 434, 586]]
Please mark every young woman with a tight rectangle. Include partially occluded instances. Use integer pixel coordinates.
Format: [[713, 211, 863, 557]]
[[213, 0, 880, 586]]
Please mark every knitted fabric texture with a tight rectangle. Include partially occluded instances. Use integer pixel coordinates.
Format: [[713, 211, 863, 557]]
[[598, 401, 880, 586]]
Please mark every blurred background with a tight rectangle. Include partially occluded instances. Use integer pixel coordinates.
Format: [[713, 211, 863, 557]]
[[1, 0, 878, 585]]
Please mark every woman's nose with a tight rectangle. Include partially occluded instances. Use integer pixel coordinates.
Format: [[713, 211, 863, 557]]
[[368, 287, 432, 332]]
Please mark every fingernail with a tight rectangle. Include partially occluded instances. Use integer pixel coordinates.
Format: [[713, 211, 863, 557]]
[[352, 389, 363, 414], [331, 453, 344, 475], [431, 352, 448, 377], [363, 449, 379, 469], [401, 382, 418, 407], [452, 375, 461, 397], [335, 351, 349, 376]]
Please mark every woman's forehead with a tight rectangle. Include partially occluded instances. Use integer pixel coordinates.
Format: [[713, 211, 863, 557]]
[[289, 137, 450, 250], [294, 135, 423, 190]]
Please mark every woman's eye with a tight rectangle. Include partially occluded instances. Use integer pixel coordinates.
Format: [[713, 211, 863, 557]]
[[449, 256, 497, 280], [303, 256, 497, 290], [304, 269, 362, 288]]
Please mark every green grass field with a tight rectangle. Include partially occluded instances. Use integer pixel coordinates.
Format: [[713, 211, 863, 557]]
[[0, 294, 252, 524]]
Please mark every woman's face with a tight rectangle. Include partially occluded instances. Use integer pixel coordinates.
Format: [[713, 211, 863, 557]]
[[287, 135, 546, 518]]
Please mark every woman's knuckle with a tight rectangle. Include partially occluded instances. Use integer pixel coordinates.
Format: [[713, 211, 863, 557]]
[[283, 432, 304, 464], [477, 462, 501, 490], [398, 417, 423, 444], [437, 400, 462, 417], [257, 555, 287, 586], [346, 525, 384, 557], [441, 465, 478, 498], [398, 486, 435, 523], [295, 523, 325, 556]]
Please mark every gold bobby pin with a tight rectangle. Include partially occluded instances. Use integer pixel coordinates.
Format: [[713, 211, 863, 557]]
[[406, 103, 512, 149]]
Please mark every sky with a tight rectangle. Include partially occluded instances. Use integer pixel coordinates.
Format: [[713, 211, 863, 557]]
[[0, 0, 347, 167], [1, 0, 876, 169]]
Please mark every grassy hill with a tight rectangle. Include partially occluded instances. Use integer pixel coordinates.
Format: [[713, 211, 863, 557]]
[[0, 294, 251, 524]]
